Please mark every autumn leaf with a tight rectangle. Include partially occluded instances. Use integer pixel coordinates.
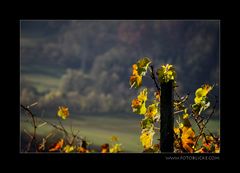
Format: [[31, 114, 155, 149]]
[[174, 127, 180, 135], [157, 64, 176, 83], [154, 91, 160, 101], [131, 88, 148, 115], [132, 64, 138, 75], [131, 98, 142, 108], [136, 57, 151, 76], [201, 84, 213, 96], [111, 136, 118, 142], [49, 139, 64, 152], [140, 129, 155, 149], [183, 109, 189, 119], [63, 145, 74, 153], [129, 58, 151, 88], [110, 144, 122, 153], [194, 84, 212, 104], [77, 147, 90, 153], [179, 123, 184, 128], [130, 64, 142, 88], [57, 106, 69, 120], [181, 127, 195, 153], [131, 98, 146, 115], [130, 74, 142, 88], [138, 88, 148, 102], [141, 117, 154, 130], [101, 143, 109, 153], [145, 103, 158, 118]]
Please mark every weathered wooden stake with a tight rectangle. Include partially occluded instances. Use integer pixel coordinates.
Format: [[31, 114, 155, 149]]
[[160, 80, 174, 152]]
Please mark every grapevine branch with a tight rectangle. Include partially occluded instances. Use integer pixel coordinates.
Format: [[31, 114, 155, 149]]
[[20, 104, 37, 151], [149, 65, 160, 92], [57, 116, 69, 138], [194, 96, 218, 148], [21, 104, 84, 152]]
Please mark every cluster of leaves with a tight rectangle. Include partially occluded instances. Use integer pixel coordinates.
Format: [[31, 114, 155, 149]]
[[130, 58, 161, 152], [157, 64, 176, 83], [130, 57, 220, 153], [129, 58, 151, 88], [21, 105, 122, 153], [174, 84, 219, 153]]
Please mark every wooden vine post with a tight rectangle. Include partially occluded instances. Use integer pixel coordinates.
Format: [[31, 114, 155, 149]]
[[160, 80, 174, 152]]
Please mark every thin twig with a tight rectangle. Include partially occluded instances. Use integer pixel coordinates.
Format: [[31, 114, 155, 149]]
[[174, 110, 184, 115], [24, 129, 33, 138], [57, 116, 69, 138], [70, 130, 80, 145], [174, 90, 181, 100], [149, 65, 160, 92], [194, 97, 218, 149], [40, 117, 84, 144], [41, 118, 65, 131], [21, 104, 37, 151], [21, 104, 86, 152], [192, 113, 202, 130], [154, 127, 160, 131]]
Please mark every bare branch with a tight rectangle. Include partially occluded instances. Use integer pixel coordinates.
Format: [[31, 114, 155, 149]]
[[149, 65, 160, 92], [21, 104, 37, 151], [193, 97, 218, 149]]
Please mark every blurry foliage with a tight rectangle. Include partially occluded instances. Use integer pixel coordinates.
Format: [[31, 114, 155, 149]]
[[21, 21, 219, 115]]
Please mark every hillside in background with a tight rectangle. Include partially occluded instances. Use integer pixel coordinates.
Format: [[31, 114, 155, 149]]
[[20, 20, 220, 117]]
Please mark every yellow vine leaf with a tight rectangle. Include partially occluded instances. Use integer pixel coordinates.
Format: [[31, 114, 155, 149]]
[[57, 106, 69, 120], [194, 84, 212, 104], [145, 103, 158, 118], [183, 109, 189, 119], [110, 144, 122, 153], [138, 88, 148, 102], [111, 136, 119, 142], [181, 127, 195, 153], [132, 64, 138, 75], [140, 129, 155, 149], [136, 57, 151, 76], [131, 88, 148, 115], [129, 58, 151, 88], [63, 145, 74, 153], [157, 64, 176, 83]]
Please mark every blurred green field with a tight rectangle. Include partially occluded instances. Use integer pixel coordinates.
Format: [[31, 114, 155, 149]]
[[20, 115, 144, 152], [190, 118, 220, 135], [21, 74, 60, 93], [20, 113, 219, 153], [21, 65, 66, 77], [20, 65, 65, 93]]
